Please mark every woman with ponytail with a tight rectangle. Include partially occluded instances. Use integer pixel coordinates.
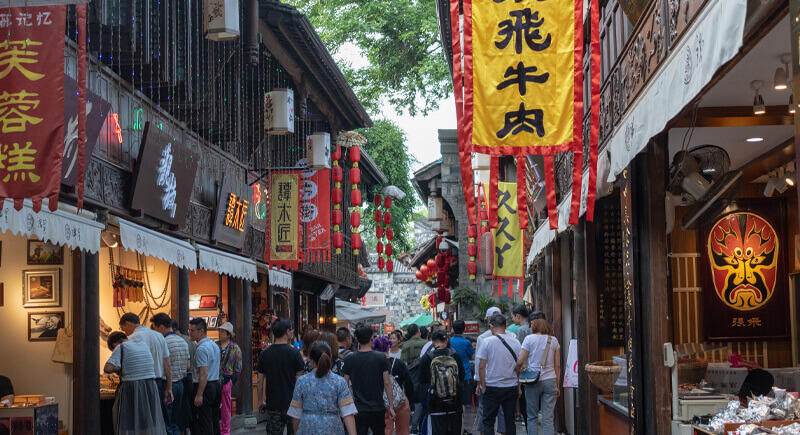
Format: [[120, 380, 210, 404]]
[[288, 341, 357, 434]]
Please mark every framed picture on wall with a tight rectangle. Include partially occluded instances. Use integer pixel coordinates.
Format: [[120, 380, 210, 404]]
[[27, 240, 63, 265], [22, 269, 61, 308], [202, 316, 210, 325], [28, 311, 64, 341], [209, 316, 218, 328]]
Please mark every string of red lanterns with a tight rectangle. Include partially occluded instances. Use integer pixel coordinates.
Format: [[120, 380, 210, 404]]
[[349, 146, 362, 255], [331, 145, 343, 254]]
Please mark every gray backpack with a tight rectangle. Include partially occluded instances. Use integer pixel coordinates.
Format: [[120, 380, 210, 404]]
[[429, 349, 460, 403]]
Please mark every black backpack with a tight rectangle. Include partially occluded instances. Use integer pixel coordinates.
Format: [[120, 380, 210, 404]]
[[406, 358, 427, 404]]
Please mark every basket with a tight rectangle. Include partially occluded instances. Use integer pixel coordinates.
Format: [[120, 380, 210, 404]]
[[585, 361, 623, 392], [677, 361, 708, 385]]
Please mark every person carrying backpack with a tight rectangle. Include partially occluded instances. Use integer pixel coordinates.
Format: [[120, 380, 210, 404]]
[[418, 329, 466, 435]]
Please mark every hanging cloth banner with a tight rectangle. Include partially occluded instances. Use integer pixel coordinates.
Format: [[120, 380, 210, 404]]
[[0, 5, 67, 212], [267, 172, 300, 270], [492, 182, 524, 297], [300, 166, 331, 262]]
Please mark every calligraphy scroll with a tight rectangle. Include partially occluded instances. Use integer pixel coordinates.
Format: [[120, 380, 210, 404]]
[[299, 165, 331, 262], [267, 173, 300, 270], [0, 5, 66, 212], [492, 182, 524, 297]]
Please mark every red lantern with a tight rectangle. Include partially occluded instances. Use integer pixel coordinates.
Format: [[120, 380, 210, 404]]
[[427, 259, 437, 274], [332, 188, 343, 204], [386, 228, 394, 240], [350, 167, 361, 185], [468, 243, 478, 257], [333, 232, 344, 249], [351, 233, 362, 250], [468, 225, 478, 239], [437, 271, 447, 283], [384, 196, 392, 209], [350, 211, 361, 228], [332, 145, 342, 160], [374, 210, 383, 222], [387, 260, 394, 273], [332, 209, 342, 226], [468, 261, 478, 276], [415, 270, 425, 281], [436, 236, 443, 250], [332, 165, 343, 182], [436, 253, 446, 268], [376, 226, 384, 239], [385, 244, 393, 257], [482, 225, 491, 234], [349, 146, 361, 162], [420, 265, 429, 277], [351, 190, 362, 207], [441, 274, 450, 288], [376, 242, 384, 254], [427, 293, 435, 305], [374, 194, 382, 207], [384, 212, 392, 225], [378, 257, 385, 270]]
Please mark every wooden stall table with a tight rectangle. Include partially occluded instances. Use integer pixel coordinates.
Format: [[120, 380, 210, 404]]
[[597, 395, 630, 435]]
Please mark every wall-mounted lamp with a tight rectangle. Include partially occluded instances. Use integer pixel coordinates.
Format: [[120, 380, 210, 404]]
[[774, 53, 792, 90], [101, 231, 118, 248], [752, 80, 766, 115]]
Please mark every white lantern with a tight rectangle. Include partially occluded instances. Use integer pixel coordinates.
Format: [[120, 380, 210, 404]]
[[472, 153, 490, 170], [264, 89, 295, 135], [428, 196, 444, 221], [431, 217, 451, 233], [308, 132, 331, 170], [204, 0, 240, 41]]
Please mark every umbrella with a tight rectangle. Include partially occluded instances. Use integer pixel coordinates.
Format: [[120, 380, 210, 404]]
[[379, 185, 407, 200], [337, 131, 367, 148], [335, 300, 386, 324], [398, 313, 434, 328]]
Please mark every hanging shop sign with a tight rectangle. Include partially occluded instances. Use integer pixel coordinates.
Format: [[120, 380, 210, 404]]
[[362, 292, 384, 307], [701, 200, 789, 340], [492, 182, 524, 297], [267, 172, 300, 269], [563, 339, 579, 388], [596, 197, 624, 347], [0, 5, 67, 212], [62, 77, 110, 186], [251, 181, 268, 225], [130, 122, 198, 225], [211, 174, 250, 250], [297, 160, 331, 262]]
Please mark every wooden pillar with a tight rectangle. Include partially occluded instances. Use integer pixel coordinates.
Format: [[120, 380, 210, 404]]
[[237, 279, 254, 415], [554, 235, 566, 432], [576, 219, 600, 435], [791, 0, 800, 233], [632, 138, 672, 433], [227, 275, 237, 327], [73, 249, 100, 435], [177, 268, 190, 333]]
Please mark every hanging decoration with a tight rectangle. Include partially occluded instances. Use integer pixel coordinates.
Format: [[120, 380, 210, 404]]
[[374, 194, 384, 270], [331, 145, 343, 254], [264, 89, 294, 135], [266, 172, 300, 270], [298, 160, 331, 262], [450, 0, 599, 229], [204, 0, 240, 41], [349, 146, 361, 255], [383, 195, 394, 275], [468, 224, 478, 280], [493, 182, 524, 297]]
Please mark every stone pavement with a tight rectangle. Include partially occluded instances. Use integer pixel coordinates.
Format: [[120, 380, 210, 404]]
[[231, 420, 530, 434]]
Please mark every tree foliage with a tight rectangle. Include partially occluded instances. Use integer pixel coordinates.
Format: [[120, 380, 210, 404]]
[[286, 0, 451, 116], [358, 119, 419, 253]]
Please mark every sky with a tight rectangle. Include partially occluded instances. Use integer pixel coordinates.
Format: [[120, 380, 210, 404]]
[[336, 44, 457, 172]]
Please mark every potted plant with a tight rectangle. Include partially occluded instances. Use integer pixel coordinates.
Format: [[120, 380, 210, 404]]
[[451, 286, 479, 318]]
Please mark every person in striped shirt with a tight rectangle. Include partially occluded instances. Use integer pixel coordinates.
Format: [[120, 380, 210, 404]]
[[152, 313, 189, 435]]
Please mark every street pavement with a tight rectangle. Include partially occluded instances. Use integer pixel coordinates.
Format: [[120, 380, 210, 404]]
[[231, 420, 531, 434]]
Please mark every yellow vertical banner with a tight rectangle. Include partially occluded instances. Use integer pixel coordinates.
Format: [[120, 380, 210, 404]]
[[493, 182, 524, 283], [269, 173, 299, 268]]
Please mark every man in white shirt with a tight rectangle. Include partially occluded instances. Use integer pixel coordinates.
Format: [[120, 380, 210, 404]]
[[189, 317, 222, 435], [473, 307, 507, 434], [119, 313, 173, 408], [477, 314, 521, 435]]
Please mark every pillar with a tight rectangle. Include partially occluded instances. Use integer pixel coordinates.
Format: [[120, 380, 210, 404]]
[[177, 268, 190, 333], [576, 220, 600, 435], [238, 279, 253, 414], [73, 249, 100, 434]]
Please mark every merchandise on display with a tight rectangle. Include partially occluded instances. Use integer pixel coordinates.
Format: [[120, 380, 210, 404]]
[[698, 388, 800, 433]]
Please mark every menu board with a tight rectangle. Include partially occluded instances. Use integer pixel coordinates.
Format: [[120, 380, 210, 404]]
[[596, 197, 624, 347]]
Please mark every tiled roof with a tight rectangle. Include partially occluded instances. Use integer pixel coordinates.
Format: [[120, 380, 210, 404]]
[[365, 251, 414, 274]]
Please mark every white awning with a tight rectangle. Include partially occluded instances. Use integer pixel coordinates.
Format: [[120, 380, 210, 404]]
[[197, 244, 257, 282], [116, 218, 196, 271], [0, 199, 103, 253], [267, 266, 292, 289], [526, 0, 746, 265]]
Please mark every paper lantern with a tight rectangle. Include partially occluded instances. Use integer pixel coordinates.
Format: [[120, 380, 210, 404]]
[[378, 257, 385, 270], [349, 146, 361, 162], [376, 242, 384, 254], [332, 145, 341, 161], [332, 188, 343, 205], [427, 259, 437, 274], [384, 196, 392, 209], [350, 167, 361, 185], [308, 132, 331, 169], [332, 165, 343, 182], [387, 260, 394, 273], [436, 253, 446, 268], [468, 261, 478, 278], [468, 225, 478, 239], [420, 265, 429, 277], [416, 270, 425, 281], [468, 243, 478, 257], [333, 232, 344, 250], [376, 226, 383, 239], [204, 0, 240, 41], [264, 89, 294, 134], [332, 209, 342, 226], [384, 212, 392, 225], [385, 244, 393, 257], [350, 190, 362, 207], [428, 196, 444, 221], [436, 236, 443, 250], [374, 210, 383, 223], [386, 228, 394, 240], [351, 233, 362, 254], [374, 194, 382, 207], [437, 271, 447, 283], [350, 211, 361, 228]]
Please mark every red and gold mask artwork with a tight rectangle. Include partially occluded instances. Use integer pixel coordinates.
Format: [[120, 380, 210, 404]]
[[708, 213, 778, 311]]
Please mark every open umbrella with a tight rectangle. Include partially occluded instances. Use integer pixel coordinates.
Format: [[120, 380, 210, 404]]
[[379, 185, 407, 200], [398, 313, 434, 328], [337, 131, 367, 148]]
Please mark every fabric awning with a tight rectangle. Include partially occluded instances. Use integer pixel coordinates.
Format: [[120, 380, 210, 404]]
[[526, 0, 746, 265], [0, 199, 103, 253], [398, 313, 434, 328], [335, 300, 386, 324], [116, 218, 196, 271], [197, 244, 257, 282], [267, 266, 292, 290]]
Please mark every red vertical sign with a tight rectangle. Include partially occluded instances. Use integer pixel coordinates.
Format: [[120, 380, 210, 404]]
[[300, 168, 331, 262], [0, 6, 66, 212]]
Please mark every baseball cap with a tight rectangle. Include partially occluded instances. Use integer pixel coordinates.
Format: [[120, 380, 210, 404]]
[[485, 307, 501, 319]]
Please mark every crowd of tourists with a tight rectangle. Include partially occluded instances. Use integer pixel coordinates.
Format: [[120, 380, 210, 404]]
[[258, 304, 559, 435]]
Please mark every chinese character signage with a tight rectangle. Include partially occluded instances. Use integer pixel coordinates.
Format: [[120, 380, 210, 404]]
[[212, 174, 249, 249], [450, 0, 600, 229], [298, 162, 331, 262], [701, 201, 788, 340], [0, 5, 66, 212], [62, 77, 110, 186], [595, 197, 624, 346], [267, 172, 300, 269], [130, 122, 198, 225], [492, 182, 524, 297]]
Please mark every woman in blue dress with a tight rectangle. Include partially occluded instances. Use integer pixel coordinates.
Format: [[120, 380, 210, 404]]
[[288, 341, 357, 434]]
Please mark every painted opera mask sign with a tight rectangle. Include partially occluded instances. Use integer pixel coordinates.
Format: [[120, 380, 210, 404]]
[[702, 201, 788, 340]]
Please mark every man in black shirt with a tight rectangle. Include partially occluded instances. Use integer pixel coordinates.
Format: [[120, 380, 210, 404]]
[[256, 319, 304, 435], [342, 323, 395, 435], [418, 330, 466, 435]]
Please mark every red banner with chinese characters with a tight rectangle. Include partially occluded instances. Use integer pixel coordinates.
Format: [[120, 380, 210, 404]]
[[0, 6, 66, 212], [300, 167, 331, 262]]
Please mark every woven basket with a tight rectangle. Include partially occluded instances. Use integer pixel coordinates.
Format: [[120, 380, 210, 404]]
[[585, 361, 623, 392]]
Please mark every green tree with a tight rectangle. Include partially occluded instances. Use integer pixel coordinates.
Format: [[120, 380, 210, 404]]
[[358, 119, 419, 253], [286, 0, 450, 116]]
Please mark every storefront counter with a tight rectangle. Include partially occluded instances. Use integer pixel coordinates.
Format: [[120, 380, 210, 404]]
[[0, 403, 58, 434], [597, 395, 630, 435]]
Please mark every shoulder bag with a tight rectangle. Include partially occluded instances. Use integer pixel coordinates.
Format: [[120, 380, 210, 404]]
[[519, 335, 552, 384]]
